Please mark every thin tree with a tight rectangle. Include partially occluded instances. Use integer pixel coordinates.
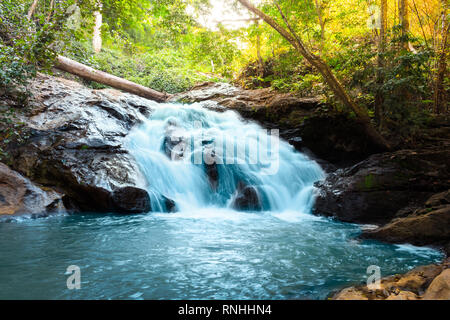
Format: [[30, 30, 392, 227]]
[[399, 0, 409, 50], [27, 0, 39, 20], [374, 0, 387, 127], [313, 0, 325, 56], [236, 0, 391, 150], [93, 2, 103, 53], [46, 0, 54, 22], [255, 19, 264, 77], [434, 0, 449, 114], [398, 0, 417, 52]]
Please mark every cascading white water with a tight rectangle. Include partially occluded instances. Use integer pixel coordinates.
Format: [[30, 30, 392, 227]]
[[126, 102, 325, 214]]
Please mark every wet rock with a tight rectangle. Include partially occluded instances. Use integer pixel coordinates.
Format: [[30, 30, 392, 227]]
[[163, 135, 187, 160], [4, 74, 154, 213], [162, 119, 188, 160], [162, 195, 177, 213], [314, 148, 450, 224], [0, 162, 64, 216], [110, 186, 151, 214], [202, 141, 219, 190], [231, 181, 262, 211], [287, 135, 303, 150], [205, 162, 219, 191], [361, 200, 450, 250]]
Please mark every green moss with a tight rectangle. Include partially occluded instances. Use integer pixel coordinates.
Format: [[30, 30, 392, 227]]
[[363, 174, 375, 189]]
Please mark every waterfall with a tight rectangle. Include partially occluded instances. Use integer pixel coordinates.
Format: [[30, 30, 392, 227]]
[[126, 102, 325, 214]]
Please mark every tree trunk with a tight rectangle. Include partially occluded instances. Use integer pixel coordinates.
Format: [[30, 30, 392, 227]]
[[27, 0, 39, 20], [93, 4, 103, 53], [313, 0, 325, 56], [434, 2, 449, 114], [46, 0, 54, 22], [375, 0, 387, 127], [255, 20, 264, 77], [236, 0, 391, 150], [398, 0, 409, 40], [398, 0, 416, 52], [55, 56, 170, 102]]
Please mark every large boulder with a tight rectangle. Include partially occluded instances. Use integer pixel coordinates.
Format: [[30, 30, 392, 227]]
[[361, 191, 450, 250], [3, 74, 155, 213], [0, 162, 64, 216], [231, 181, 262, 211], [110, 186, 151, 214], [313, 148, 450, 224], [422, 269, 450, 300]]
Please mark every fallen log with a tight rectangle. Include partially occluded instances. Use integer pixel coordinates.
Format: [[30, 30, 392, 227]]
[[55, 55, 170, 102]]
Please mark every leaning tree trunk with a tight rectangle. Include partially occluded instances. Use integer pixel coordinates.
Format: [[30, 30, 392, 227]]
[[55, 56, 170, 102], [236, 0, 391, 150]]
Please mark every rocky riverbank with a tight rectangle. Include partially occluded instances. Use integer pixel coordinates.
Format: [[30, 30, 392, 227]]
[[332, 258, 450, 300]]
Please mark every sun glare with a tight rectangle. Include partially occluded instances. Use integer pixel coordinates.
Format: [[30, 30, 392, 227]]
[[191, 0, 263, 31]]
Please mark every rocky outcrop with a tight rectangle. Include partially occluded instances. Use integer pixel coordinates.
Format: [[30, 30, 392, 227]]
[[332, 259, 450, 300], [314, 148, 450, 224], [2, 74, 156, 214], [173, 82, 382, 165], [422, 268, 450, 299], [361, 190, 450, 250], [110, 186, 151, 214], [0, 162, 64, 217], [231, 181, 262, 211]]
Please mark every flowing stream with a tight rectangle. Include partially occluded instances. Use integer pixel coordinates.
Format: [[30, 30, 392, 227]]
[[0, 103, 443, 299]]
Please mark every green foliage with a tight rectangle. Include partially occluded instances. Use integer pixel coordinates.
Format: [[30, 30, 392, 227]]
[[238, 50, 324, 96], [0, 0, 76, 93], [347, 31, 434, 135], [0, 0, 77, 160]]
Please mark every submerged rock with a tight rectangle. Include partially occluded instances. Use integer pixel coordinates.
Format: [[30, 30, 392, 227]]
[[3, 74, 155, 214], [231, 181, 262, 211], [162, 195, 177, 213], [0, 162, 64, 216]]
